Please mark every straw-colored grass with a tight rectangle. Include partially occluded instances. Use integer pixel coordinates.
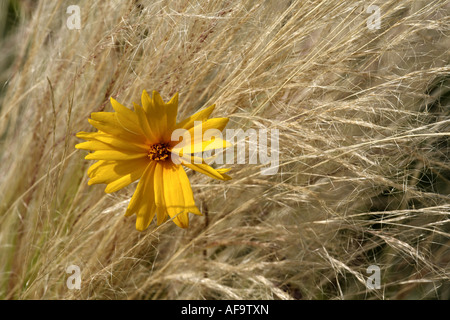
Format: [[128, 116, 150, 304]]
[[0, 0, 449, 299]]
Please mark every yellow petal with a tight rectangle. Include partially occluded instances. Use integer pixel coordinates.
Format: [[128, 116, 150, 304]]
[[176, 104, 215, 130], [91, 112, 143, 139], [85, 150, 148, 161], [166, 92, 178, 132], [87, 160, 106, 177], [156, 206, 168, 226], [153, 161, 165, 209], [87, 118, 146, 144], [162, 162, 191, 228], [177, 164, 202, 216], [140, 90, 179, 142], [77, 130, 148, 150], [152, 90, 165, 109], [133, 102, 158, 144], [93, 134, 148, 151], [182, 158, 231, 181], [76, 131, 100, 140], [76, 140, 111, 151], [136, 208, 155, 231], [76, 137, 147, 153], [180, 117, 229, 148], [125, 161, 156, 217], [151, 91, 168, 141], [110, 97, 145, 136], [90, 111, 116, 124], [200, 137, 232, 152], [172, 137, 232, 154], [88, 158, 149, 188], [141, 90, 166, 142], [154, 162, 177, 226], [141, 89, 153, 113], [135, 166, 157, 231], [188, 117, 229, 135], [105, 168, 146, 193], [215, 168, 232, 180]]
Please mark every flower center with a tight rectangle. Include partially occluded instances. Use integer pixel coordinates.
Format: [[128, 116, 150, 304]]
[[148, 143, 170, 161]]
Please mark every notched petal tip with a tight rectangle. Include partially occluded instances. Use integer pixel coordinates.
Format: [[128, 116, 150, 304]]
[[221, 174, 232, 181], [152, 90, 165, 106], [104, 184, 119, 194], [173, 216, 189, 229], [136, 226, 146, 232], [135, 216, 152, 231], [141, 89, 150, 100], [75, 131, 87, 139], [135, 220, 148, 232], [216, 168, 232, 180], [104, 186, 114, 193], [141, 90, 153, 114], [190, 207, 202, 216], [168, 92, 179, 105]]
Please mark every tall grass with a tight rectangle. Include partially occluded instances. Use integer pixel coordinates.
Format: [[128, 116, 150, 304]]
[[0, 0, 449, 299]]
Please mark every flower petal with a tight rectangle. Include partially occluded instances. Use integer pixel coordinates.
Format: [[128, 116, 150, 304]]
[[162, 162, 191, 228], [176, 104, 215, 130], [87, 160, 106, 177], [87, 118, 146, 144], [140, 89, 153, 114], [85, 150, 148, 161], [165, 92, 178, 133], [124, 161, 156, 219], [215, 168, 232, 180], [153, 162, 165, 208], [153, 162, 168, 225], [182, 158, 232, 181], [188, 117, 229, 134], [156, 207, 168, 226], [154, 162, 198, 226], [76, 131, 148, 151], [76, 138, 147, 153], [177, 165, 202, 216], [105, 168, 146, 194], [172, 137, 232, 154], [133, 102, 158, 144], [141, 90, 166, 142], [135, 166, 157, 231], [87, 158, 149, 190], [110, 97, 145, 136]]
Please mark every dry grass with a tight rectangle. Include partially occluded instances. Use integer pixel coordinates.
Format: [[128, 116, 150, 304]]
[[0, 0, 449, 300]]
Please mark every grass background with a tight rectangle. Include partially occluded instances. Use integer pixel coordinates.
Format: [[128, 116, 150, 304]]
[[0, 0, 449, 299]]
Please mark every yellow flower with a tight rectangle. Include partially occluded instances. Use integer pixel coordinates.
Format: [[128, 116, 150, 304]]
[[76, 90, 231, 231]]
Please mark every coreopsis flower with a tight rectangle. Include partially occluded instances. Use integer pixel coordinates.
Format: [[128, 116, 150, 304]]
[[76, 90, 231, 231]]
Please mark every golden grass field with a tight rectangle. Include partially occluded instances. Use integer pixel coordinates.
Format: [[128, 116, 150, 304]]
[[0, 0, 449, 299]]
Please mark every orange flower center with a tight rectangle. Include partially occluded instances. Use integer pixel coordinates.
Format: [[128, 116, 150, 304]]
[[148, 143, 170, 161]]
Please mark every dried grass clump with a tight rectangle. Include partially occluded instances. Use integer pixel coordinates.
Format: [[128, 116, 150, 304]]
[[0, 0, 449, 299]]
